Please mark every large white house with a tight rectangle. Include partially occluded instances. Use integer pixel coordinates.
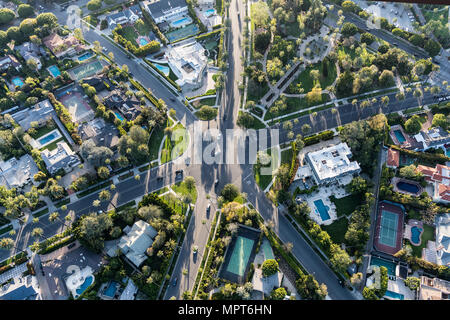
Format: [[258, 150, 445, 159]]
[[142, 0, 188, 24], [305, 142, 361, 185], [0, 154, 39, 189], [41, 142, 81, 176], [166, 40, 207, 90]]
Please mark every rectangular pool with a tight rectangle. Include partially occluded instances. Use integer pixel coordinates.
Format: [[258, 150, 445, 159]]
[[11, 77, 24, 87], [394, 130, 406, 143], [370, 256, 396, 276], [78, 51, 94, 62], [314, 199, 330, 221], [261, 239, 274, 260], [225, 236, 255, 276], [385, 290, 404, 300], [48, 65, 61, 78], [114, 112, 124, 121]]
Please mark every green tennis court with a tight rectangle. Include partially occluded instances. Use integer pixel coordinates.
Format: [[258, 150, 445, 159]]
[[379, 210, 398, 247]]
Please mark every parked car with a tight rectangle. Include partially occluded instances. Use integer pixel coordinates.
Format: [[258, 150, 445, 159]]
[[206, 204, 211, 214], [172, 278, 177, 286]]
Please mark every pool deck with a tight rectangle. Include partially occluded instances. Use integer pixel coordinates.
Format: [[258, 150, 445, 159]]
[[374, 201, 405, 256], [389, 124, 417, 148], [404, 219, 424, 246], [218, 225, 261, 284]]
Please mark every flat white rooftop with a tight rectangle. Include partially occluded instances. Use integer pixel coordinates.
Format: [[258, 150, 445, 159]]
[[306, 142, 360, 183]]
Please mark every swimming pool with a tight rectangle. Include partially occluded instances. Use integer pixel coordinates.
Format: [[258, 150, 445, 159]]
[[11, 77, 24, 87], [394, 130, 406, 143], [139, 38, 149, 46], [203, 8, 216, 17], [78, 51, 94, 62], [154, 63, 170, 76], [75, 275, 94, 296], [411, 226, 423, 245], [171, 17, 191, 28], [313, 199, 330, 221], [446, 148, 450, 158], [226, 236, 255, 276], [114, 112, 124, 121], [48, 65, 61, 78], [370, 256, 396, 276], [38, 132, 59, 145], [396, 181, 420, 194], [103, 281, 118, 298], [385, 290, 404, 300]]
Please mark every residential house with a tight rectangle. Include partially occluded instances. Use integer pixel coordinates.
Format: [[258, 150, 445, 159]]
[[10, 99, 54, 131], [305, 142, 361, 185], [107, 5, 142, 30], [0, 277, 40, 300], [142, 0, 188, 24], [43, 33, 86, 58], [166, 40, 207, 90], [0, 154, 39, 189], [0, 55, 21, 72], [103, 90, 141, 120], [107, 220, 158, 267], [419, 276, 450, 300], [119, 279, 138, 300], [387, 148, 400, 169], [435, 214, 450, 266], [16, 42, 45, 70], [78, 118, 119, 150], [81, 74, 114, 92], [416, 164, 450, 203], [412, 127, 450, 152], [41, 142, 81, 176]]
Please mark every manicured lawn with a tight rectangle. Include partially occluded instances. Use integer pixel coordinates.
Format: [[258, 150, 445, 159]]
[[40, 138, 64, 151], [135, 21, 152, 37], [172, 180, 198, 204], [120, 26, 139, 47], [254, 147, 280, 191], [287, 60, 337, 94], [322, 217, 349, 244], [160, 123, 189, 164], [148, 117, 173, 161], [29, 123, 56, 139], [238, 111, 266, 129], [410, 224, 435, 258], [330, 193, 362, 218], [264, 94, 330, 121], [281, 148, 293, 165], [197, 97, 216, 107]]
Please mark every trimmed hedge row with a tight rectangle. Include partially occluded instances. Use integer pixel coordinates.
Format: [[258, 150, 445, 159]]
[[303, 130, 335, 146], [129, 78, 164, 112], [390, 144, 450, 165], [112, 27, 160, 57]]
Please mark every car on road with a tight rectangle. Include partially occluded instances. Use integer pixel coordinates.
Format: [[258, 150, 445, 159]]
[[97, 210, 103, 214], [206, 204, 211, 214], [175, 170, 183, 180], [170, 97, 176, 102], [156, 176, 163, 182], [172, 277, 177, 286], [192, 245, 198, 257], [185, 157, 191, 166]]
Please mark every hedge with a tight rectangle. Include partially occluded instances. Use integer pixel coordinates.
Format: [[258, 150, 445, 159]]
[[187, 89, 217, 100], [38, 235, 76, 255], [303, 130, 335, 146], [195, 28, 222, 42], [390, 144, 450, 165], [112, 27, 160, 57], [129, 78, 164, 111]]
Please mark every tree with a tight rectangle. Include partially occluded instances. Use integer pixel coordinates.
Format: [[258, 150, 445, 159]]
[[270, 287, 287, 300], [221, 184, 239, 202], [87, 0, 102, 11], [404, 115, 422, 134], [301, 124, 311, 135], [138, 205, 163, 221], [361, 32, 375, 45], [36, 12, 58, 29], [330, 244, 352, 274], [345, 176, 368, 195], [431, 113, 447, 130], [75, 212, 113, 252], [197, 105, 218, 121], [0, 9, 15, 25], [184, 176, 195, 191], [378, 70, 395, 87], [350, 272, 363, 287], [399, 164, 421, 180], [341, 22, 358, 37], [80, 140, 113, 166], [33, 171, 47, 182], [252, 0, 270, 27], [404, 277, 420, 291], [296, 274, 327, 300], [97, 166, 110, 180], [0, 237, 14, 250], [261, 259, 279, 277], [17, 4, 34, 18]]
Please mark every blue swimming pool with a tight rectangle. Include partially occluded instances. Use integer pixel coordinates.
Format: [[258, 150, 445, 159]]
[[75, 276, 94, 295], [226, 236, 254, 276], [446, 148, 450, 157], [38, 132, 59, 145], [411, 226, 423, 245], [172, 17, 189, 28], [370, 256, 396, 276], [385, 290, 404, 300], [396, 181, 420, 194], [313, 199, 330, 221], [204, 8, 216, 17], [48, 65, 61, 78], [78, 51, 94, 62], [104, 281, 118, 298], [139, 38, 149, 46], [11, 77, 24, 87], [154, 63, 170, 76], [394, 130, 406, 143], [114, 112, 124, 121]]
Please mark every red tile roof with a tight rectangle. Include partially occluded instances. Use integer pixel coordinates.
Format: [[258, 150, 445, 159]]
[[387, 148, 399, 168]]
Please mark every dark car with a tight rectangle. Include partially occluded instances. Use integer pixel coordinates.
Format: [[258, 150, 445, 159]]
[[156, 176, 163, 181], [172, 277, 177, 286], [170, 97, 176, 102], [206, 204, 211, 214]]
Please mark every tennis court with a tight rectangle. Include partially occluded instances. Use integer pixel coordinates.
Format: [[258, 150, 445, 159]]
[[379, 210, 399, 247]]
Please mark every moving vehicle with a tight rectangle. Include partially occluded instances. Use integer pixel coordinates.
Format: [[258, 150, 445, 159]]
[[206, 204, 211, 214], [172, 278, 177, 286]]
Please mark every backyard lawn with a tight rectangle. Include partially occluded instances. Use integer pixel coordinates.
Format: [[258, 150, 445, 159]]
[[330, 193, 362, 218], [322, 217, 349, 244]]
